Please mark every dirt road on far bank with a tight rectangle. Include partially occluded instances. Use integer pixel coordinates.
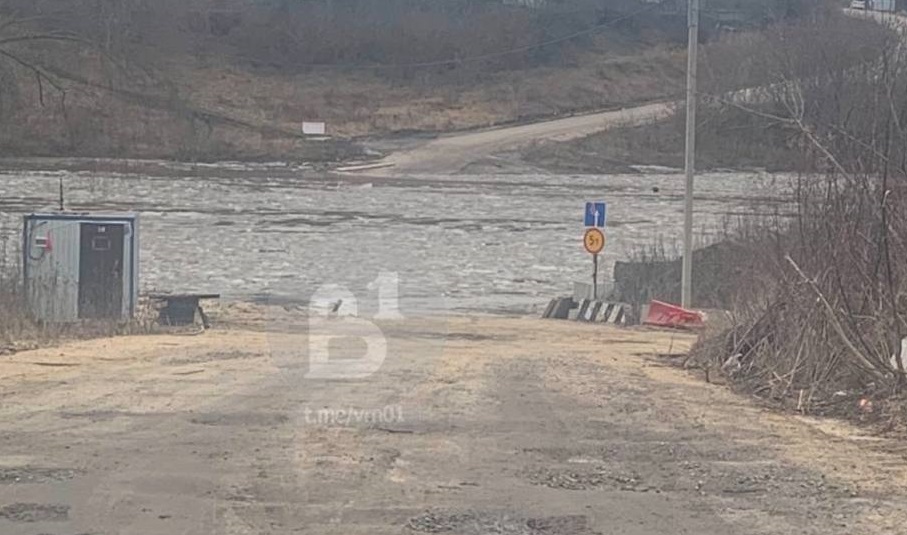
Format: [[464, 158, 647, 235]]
[[0, 311, 906, 534], [349, 102, 671, 176]]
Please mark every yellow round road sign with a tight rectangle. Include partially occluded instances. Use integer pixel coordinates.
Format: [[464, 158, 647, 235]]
[[584, 228, 605, 255]]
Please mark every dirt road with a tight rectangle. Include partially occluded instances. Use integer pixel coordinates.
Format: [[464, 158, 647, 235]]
[[1, 311, 906, 534], [348, 103, 671, 176]]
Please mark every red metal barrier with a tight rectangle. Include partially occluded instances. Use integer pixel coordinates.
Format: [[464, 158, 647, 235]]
[[643, 300, 705, 329]]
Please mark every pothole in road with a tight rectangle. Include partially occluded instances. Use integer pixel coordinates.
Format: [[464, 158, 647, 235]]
[[188, 411, 291, 427], [527, 467, 648, 492], [162, 350, 260, 366], [382, 329, 512, 343], [0, 503, 69, 523], [59, 410, 159, 422], [0, 467, 79, 485], [407, 511, 595, 535]]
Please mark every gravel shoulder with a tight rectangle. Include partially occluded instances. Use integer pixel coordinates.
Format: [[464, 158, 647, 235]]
[[0, 312, 905, 534]]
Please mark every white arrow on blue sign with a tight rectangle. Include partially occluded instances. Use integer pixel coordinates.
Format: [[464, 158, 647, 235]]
[[585, 202, 607, 228]]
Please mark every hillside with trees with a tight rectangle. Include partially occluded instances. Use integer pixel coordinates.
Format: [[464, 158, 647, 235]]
[[0, 0, 824, 161], [523, 5, 886, 173]]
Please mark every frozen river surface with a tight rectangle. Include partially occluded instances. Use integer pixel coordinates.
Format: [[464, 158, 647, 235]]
[[0, 165, 788, 314]]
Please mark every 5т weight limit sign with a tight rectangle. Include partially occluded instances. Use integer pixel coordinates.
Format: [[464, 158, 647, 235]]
[[583, 228, 605, 255]]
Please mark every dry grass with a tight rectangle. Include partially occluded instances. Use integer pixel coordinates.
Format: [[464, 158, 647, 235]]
[[1, 35, 685, 161], [173, 43, 686, 138], [524, 107, 809, 174], [680, 15, 907, 426], [0, 253, 176, 354], [0, 285, 32, 352], [522, 13, 884, 175]]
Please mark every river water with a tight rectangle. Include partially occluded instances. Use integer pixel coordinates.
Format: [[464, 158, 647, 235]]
[[0, 164, 789, 314]]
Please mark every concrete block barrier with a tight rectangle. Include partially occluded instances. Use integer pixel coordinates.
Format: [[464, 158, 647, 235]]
[[592, 302, 630, 324], [598, 302, 630, 325], [544, 297, 631, 325], [542, 297, 575, 320]]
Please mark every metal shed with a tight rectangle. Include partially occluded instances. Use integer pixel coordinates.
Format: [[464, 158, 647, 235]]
[[23, 213, 139, 323]]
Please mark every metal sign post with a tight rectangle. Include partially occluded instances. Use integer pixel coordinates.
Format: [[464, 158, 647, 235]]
[[593, 253, 599, 300], [682, 0, 700, 309]]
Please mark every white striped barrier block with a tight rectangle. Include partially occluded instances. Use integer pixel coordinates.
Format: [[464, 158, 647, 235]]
[[543, 298, 632, 324], [576, 301, 630, 325]]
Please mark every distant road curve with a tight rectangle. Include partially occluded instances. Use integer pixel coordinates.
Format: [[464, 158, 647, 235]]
[[342, 101, 672, 176], [341, 8, 903, 178]]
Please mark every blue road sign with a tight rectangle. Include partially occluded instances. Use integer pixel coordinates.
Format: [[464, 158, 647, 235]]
[[584, 202, 607, 228]]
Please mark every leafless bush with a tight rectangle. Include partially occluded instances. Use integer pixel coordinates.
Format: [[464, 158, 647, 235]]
[[692, 15, 907, 418]]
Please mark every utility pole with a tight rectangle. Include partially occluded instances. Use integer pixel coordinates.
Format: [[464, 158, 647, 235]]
[[682, 0, 699, 310]]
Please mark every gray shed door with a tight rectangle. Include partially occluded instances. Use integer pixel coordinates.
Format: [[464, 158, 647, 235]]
[[78, 223, 125, 320]]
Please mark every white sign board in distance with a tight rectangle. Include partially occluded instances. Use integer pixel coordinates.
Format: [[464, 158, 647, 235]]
[[302, 122, 327, 136]]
